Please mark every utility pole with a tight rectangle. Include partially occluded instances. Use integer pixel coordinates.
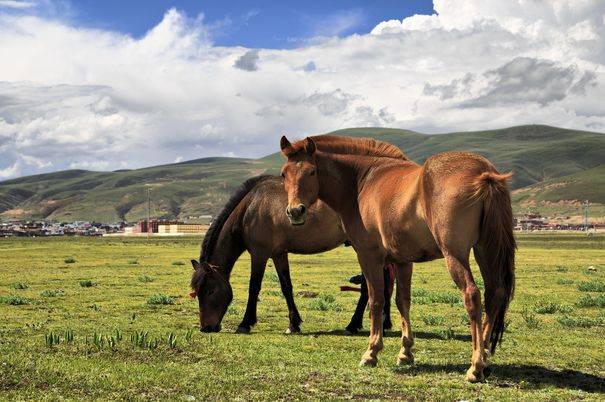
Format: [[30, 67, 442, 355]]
[[583, 200, 589, 232], [147, 188, 151, 239]]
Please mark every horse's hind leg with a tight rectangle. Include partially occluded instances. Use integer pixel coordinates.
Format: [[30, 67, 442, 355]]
[[473, 245, 506, 374], [345, 274, 368, 334], [272, 253, 303, 334], [394, 262, 414, 365], [383, 268, 393, 331], [443, 252, 486, 382], [237, 253, 268, 334]]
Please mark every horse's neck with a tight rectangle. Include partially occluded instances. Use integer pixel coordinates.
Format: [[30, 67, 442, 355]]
[[207, 214, 246, 280], [316, 153, 374, 215]]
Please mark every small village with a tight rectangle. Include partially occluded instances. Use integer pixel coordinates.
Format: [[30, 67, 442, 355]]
[[0, 218, 209, 237], [0, 212, 602, 237]]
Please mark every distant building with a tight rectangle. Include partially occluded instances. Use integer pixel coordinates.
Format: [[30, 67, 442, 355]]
[[158, 223, 207, 235], [133, 219, 180, 234]]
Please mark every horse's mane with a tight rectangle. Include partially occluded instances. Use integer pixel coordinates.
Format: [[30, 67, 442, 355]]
[[200, 174, 274, 262], [292, 135, 408, 160]]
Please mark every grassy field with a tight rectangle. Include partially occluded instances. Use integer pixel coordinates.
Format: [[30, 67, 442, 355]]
[[0, 234, 604, 400]]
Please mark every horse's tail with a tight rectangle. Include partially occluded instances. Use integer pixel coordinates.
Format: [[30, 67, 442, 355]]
[[471, 171, 516, 354]]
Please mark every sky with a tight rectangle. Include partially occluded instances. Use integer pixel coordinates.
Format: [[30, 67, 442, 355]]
[[0, 0, 604, 178]]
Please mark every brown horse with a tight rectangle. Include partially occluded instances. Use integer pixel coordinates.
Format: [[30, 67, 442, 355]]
[[279, 135, 515, 382], [189, 175, 392, 334]]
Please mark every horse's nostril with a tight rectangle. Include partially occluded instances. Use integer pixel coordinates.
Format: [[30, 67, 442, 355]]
[[299, 204, 306, 214]]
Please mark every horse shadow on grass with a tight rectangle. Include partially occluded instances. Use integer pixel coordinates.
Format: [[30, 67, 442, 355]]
[[306, 329, 471, 342], [303, 330, 604, 393], [395, 363, 605, 393]]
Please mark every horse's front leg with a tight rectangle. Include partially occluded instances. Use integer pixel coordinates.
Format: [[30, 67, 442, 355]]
[[394, 262, 414, 365], [357, 251, 386, 367], [272, 253, 303, 334], [236, 253, 268, 334]]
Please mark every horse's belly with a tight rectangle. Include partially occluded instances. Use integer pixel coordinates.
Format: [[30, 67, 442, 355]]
[[385, 220, 441, 263]]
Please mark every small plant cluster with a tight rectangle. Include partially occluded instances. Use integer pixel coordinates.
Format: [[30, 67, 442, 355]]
[[10, 282, 29, 290], [0, 295, 32, 305], [64, 257, 77, 264], [576, 294, 605, 308], [44, 329, 185, 350], [521, 309, 541, 329], [147, 294, 176, 305], [578, 281, 605, 292], [45, 329, 75, 348], [172, 261, 185, 266], [79, 280, 96, 288], [422, 314, 445, 326], [138, 275, 154, 283], [41, 289, 66, 297], [413, 288, 462, 306], [308, 294, 342, 312], [557, 315, 604, 328], [533, 301, 573, 314], [131, 331, 179, 349], [88, 330, 123, 350]]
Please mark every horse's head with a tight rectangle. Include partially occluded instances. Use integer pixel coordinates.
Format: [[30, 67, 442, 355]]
[[189, 259, 233, 332], [280, 135, 319, 226]]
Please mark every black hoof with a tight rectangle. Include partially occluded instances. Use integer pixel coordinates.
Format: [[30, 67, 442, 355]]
[[235, 326, 251, 334]]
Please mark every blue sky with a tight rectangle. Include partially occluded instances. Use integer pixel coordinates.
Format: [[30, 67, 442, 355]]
[[67, 0, 434, 48]]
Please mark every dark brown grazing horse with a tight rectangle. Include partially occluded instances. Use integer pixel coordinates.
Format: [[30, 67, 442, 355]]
[[280, 135, 515, 382], [189, 175, 392, 334]]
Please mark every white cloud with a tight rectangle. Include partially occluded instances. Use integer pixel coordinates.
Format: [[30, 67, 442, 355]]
[[0, 0, 604, 179], [0, 1, 34, 9]]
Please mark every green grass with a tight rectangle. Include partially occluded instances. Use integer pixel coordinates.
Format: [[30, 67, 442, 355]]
[[40, 289, 65, 298], [0, 234, 604, 400], [147, 294, 176, 305], [576, 294, 605, 308], [578, 281, 605, 292]]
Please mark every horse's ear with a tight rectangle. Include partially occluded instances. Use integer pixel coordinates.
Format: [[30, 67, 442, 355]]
[[200, 261, 214, 272], [280, 135, 293, 155], [191, 259, 201, 270], [304, 137, 316, 155]]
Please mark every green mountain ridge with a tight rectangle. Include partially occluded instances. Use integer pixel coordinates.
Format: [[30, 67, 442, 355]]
[[1, 125, 603, 222]]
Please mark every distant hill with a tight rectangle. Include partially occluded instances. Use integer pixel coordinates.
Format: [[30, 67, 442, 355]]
[[512, 165, 605, 223], [1, 125, 603, 222]]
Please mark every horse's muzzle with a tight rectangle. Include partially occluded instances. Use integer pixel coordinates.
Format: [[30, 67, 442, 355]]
[[286, 204, 307, 226]]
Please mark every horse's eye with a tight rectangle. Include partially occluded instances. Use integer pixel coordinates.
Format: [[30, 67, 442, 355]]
[[207, 288, 215, 295], [309, 170, 316, 176], [281, 172, 285, 178]]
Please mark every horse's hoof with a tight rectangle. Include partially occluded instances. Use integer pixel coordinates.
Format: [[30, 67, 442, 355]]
[[466, 367, 485, 383], [235, 326, 251, 334], [396, 353, 414, 366], [285, 327, 301, 334], [359, 357, 377, 367], [344, 327, 359, 335]]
